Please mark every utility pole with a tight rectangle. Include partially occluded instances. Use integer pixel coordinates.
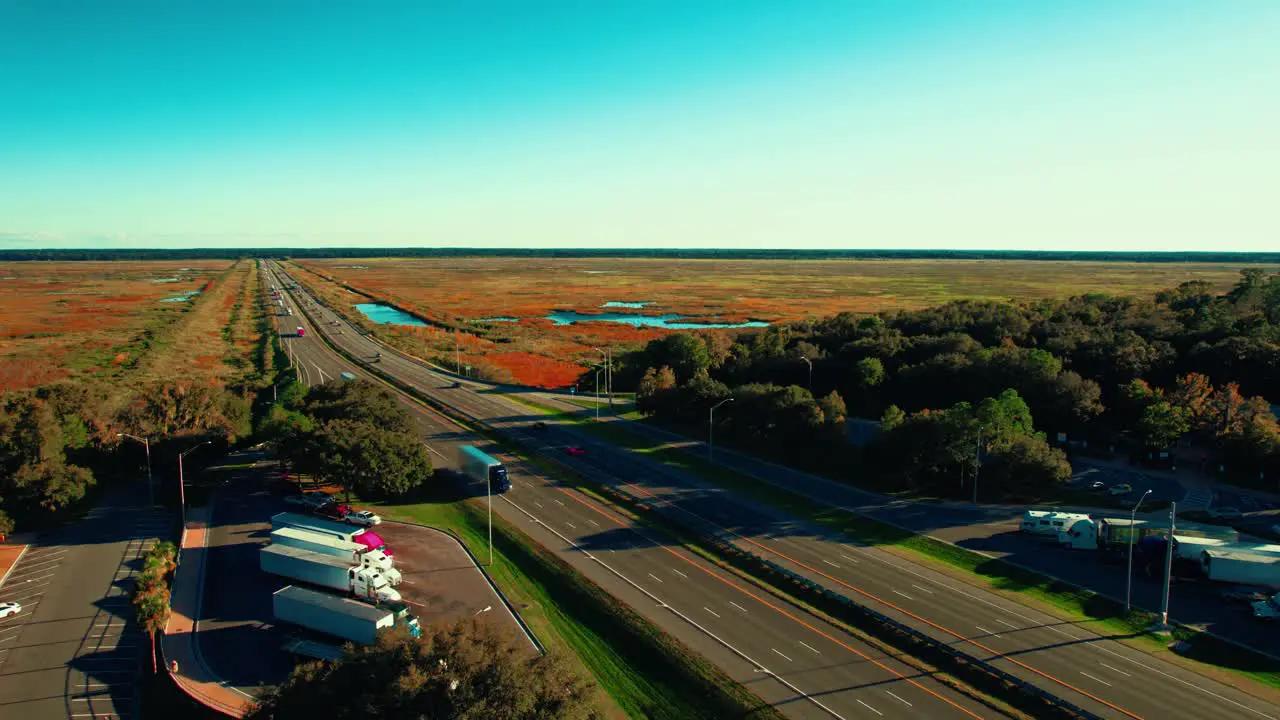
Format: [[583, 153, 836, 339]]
[[800, 355, 812, 392], [117, 433, 153, 506], [595, 347, 612, 410], [1125, 489, 1152, 613], [1158, 501, 1177, 631], [972, 425, 984, 504], [178, 442, 211, 528], [709, 397, 734, 463]]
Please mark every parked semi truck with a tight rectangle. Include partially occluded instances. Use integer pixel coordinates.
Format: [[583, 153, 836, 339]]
[[458, 445, 511, 493], [1201, 549, 1280, 589], [260, 544, 401, 602], [273, 585, 420, 646], [270, 527, 401, 584], [1059, 516, 1238, 551], [272, 512, 365, 542]]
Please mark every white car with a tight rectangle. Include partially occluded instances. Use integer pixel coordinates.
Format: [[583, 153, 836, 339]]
[[0, 601, 21, 619], [1108, 483, 1133, 496], [347, 510, 382, 527]]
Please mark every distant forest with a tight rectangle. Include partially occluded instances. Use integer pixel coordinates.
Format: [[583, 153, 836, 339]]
[[2, 248, 1280, 263]]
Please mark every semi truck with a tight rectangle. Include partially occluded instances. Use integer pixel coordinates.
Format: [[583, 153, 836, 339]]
[[1200, 549, 1280, 589], [272, 512, 364, 542], [458, 445, 511, 493], [273, 585, 420, 647], [1059, 516, 1238, 551], [260, 544, 401, 602], [270, 527, 401, 584]]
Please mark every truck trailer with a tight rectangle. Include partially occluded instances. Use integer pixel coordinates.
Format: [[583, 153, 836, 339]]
[[270, 527, 401, 584], [273, 585, 420, 646], [260, 544, 401, 602], [271, 512, 365, 543], [458, 445, 511, 493], [1201, 549, 1280, 589]]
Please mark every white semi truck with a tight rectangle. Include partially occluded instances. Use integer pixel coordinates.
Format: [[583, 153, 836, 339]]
[[260, 544, 401, 603], [270, 527, 402, 585]]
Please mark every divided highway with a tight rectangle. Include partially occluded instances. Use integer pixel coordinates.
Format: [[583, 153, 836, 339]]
[[266, 262, 1280, 720], [264, 265, 991, 718]]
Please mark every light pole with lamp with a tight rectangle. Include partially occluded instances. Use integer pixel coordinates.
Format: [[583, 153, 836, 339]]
[[709, 398, 733, 463], [593, 367, 603, 421], [117, 433, 153, 506], [594, 347, 612, 410], [178, 441, 212, 527], [800, 355, 812, 392], [1125, 489, 1153, 614]]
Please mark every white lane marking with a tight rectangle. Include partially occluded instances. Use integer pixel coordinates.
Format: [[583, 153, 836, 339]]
[[886, 691, 912, 707], [704, 606, 721, 618], [798, 640, 821, 655], [554, 499, 566, 507], [1099, 662, 1132, 678], [729, 601, 748, 613], [587, 519, 600, 527], [564, 522, 576, 529], [647, 573, 664, 584], [772, 648, 793, 662], [1080, 671, 1112, 687], [976, 625, 1001, 638], [822, 559, 841, 569], [910, 584, 934, 595], [425, 445, 446, 460], [534, 501, 543, 508], [996, 619, 1019, 630], [11, 572, 54, 585], [837, 553, 860, 564], [857, 699, 883, 716], [892, 589, 913, 600], [671, 568, 688, 579]]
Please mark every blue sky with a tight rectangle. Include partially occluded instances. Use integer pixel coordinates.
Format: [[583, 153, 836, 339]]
[[1, 2, 1277, 250]]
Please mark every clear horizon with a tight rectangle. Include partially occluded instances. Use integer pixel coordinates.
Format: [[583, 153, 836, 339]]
[[2, 2, 1278, 251]]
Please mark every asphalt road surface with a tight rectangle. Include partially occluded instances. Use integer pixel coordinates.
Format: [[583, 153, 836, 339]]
[[268, 263, 1280, 720], [0, 484, 172, 720], [265, 265, 993, 718]]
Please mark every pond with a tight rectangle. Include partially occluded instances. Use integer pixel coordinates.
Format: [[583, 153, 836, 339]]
[[601, 301, 651, 308], [160, 290, 202, 303], [355, 303, 428, 326], [546, 310, 768, 329]]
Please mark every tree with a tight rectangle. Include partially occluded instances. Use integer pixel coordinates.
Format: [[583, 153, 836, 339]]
[[982, 435, 1073, 500], [8, 461, 95, 511], [247, 619, 600, 720], [304, 380, 413, 434], [854, 358, 886, 390], [880, 405, 906, 432], [1136, 402, 1190, 450], [1169, 373, 1215, 430], [818, 391, 847, 428], [653, 334, 711, 383], [313, 420, 433, 499], [134, 586, 170, 673]]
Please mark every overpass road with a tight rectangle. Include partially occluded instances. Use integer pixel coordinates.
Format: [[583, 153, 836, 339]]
[[266, 263, 1280, 720], [263, 265, 993, 718]]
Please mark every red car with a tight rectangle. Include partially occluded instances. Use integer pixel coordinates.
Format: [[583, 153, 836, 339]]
[[315, 502, 352, 520], [564, 446, 586, 457]]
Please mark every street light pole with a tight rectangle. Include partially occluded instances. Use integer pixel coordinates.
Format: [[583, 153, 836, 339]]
[[593, 368, 602, 421], [709, 398, 734, 463], [117, 433, 153, 506], [800, 356, 812, 392], [487, 470, 493, 566], [594, 347, 612, 411], [1158, 501, 1177, 630], [972, 425, 984, 504], [1125, 489, 1153, 614], [178, 442, 212, 528]]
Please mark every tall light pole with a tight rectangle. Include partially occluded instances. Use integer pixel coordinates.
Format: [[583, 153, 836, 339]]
[[593, 367, 603, 421], [454, 331, 461, 376], [1158, 501, 1177, 631], [709, 398, 734, 463], [486, 468, 493, 566], [594, 347, 612, 410], [800, 356, 812, 392], [117, 433, 153, 506], [972, 425, 984, 504], [178, 441, 211, 527], [1125, 489, 1153, 614]]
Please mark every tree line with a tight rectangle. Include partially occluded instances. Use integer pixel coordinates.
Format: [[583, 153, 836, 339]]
[[609, 270, 1280, 500]]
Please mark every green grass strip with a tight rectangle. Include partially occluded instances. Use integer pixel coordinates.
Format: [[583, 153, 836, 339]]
[[509, 397, 1280, 691]]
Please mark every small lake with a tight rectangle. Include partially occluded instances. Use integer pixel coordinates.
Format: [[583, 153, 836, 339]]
[[160, 290, 201, 303], [547, 311, 768, 329], [355, 303, 428, 326], [601, 301, 651, 308]]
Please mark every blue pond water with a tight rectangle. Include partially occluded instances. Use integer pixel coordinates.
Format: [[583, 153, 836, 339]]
[[160, 290, 201, 303], [547, 310, 768, 329], [601, 301, 651, 308], [355, 303, 428, 326]]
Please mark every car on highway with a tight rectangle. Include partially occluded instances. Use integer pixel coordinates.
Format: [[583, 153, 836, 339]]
[[1109, 483, 1133, 496], [531, 421, 549, 431], [0, 601, 20, 619], [1088, 480, 1107, 491], [564, 446, 586, 457], [347, 510, 382, 527]]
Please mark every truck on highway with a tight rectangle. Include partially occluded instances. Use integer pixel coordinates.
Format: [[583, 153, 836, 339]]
[[340, 372, 357, 381], [273, 585, 420, 647], [297, 326, 305, 337], [1201, 548, 1280, 589], [270, 527, 401, 584], [458, 445, 511, 493], [260, 544, 401, 602]]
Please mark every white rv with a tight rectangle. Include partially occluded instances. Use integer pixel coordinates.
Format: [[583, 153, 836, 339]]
[[1021, 510, 1091, 538]]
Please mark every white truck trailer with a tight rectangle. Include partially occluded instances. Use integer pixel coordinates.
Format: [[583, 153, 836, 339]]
[[1201, 549, 1280, 589]]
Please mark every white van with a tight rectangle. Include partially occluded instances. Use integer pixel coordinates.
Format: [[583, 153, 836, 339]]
[[1021, 510, 1091, 538]]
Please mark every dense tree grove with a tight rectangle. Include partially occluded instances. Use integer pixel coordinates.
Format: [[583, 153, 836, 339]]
[[278, 379, 432, 499], [247, 619, 600, 720], [619, 271, 1280, 498]]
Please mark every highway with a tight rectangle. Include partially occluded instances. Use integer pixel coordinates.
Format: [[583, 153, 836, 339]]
[[263, 265, 994, 718], [267, 262, 1280, 720]]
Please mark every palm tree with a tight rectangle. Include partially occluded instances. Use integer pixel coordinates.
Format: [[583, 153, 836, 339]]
[[135, 587, 171, 674]]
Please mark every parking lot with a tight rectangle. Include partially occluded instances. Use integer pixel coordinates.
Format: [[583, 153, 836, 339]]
[[0, 487, 172, 720]]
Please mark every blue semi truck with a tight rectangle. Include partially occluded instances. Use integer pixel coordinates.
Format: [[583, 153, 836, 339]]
[[458, 445, 511, 493]]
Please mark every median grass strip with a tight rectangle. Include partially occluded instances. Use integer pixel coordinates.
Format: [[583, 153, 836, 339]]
[[375, 485, 783, 720], [510, 397, 1280, 693]]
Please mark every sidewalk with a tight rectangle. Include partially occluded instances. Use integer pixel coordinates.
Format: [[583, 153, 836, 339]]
[[162, 506, 253, 718]]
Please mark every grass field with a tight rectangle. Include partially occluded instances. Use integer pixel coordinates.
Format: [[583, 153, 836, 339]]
[[290, 256, 1258, 388], [0, 260, 234, 392]]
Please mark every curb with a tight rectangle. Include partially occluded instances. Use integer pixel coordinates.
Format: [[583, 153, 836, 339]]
[[0, 544, 30, 589]]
